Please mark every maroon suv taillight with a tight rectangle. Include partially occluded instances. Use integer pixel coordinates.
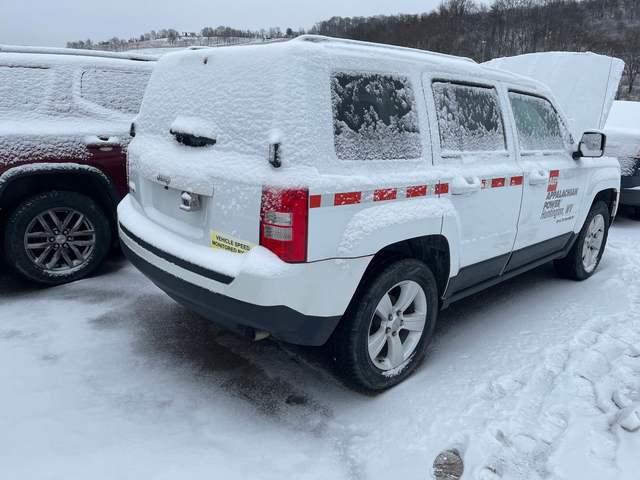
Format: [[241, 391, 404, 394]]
[[259, 187, 308, 263]]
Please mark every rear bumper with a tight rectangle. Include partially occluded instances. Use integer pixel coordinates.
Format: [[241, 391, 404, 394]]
[[121, 234, 340, 345], [117, 195, 371, 346]]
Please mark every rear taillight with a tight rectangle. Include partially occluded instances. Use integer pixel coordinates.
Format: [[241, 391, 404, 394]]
[[259, 187, 308, 263]]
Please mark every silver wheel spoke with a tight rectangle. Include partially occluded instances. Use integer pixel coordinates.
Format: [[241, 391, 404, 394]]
[[47, 210, 63, 231], [35, 245, 54, 265], [69, 214, 86, 234], [26, 242, 50, 250], [69, 229, 95, 237], [68, 240, 94, 247], [69, 244, 84, 261], [375, 293, 393, 319], [26, 231, 49, 238], [36, 215, 54, 235], [59, 211, 76, 231], [61, 248, 76, 268], [402, 313, 426, 332], [368, 329, 387, 359], [386, 334, 404, 368], [395, 281, 419, 313], [46, 249, 62, 269]]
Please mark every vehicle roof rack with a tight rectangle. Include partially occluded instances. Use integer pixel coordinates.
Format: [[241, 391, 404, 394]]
[[294, 35, 476, 64], [0, 45, 158, 62]]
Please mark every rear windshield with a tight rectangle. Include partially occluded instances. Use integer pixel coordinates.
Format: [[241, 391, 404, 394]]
[[80, 69, 150, 115], [331, 72, 422, 161], [0, 65, 52, 113]]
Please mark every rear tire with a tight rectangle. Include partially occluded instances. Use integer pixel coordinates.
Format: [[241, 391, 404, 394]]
[[554, 201, 610, 281], [4, 190, 111, 286], [334, 258, 438, 392]]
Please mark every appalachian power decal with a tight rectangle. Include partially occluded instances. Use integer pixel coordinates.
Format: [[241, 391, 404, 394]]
[[541, 170, 578, 223], [210, 231, 253, 254]]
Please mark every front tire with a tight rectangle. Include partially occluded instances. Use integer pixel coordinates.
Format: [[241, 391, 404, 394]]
[[3, 191, 111, 286], [554, 200, 610, 281], [334, 259, 439, 392]]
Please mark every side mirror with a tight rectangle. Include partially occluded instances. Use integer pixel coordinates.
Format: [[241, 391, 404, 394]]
[[573, 131, 606, 159]]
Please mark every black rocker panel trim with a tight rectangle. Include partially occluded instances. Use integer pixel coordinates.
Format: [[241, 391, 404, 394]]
[[504, 232, 574, 274], [443, 232, 577, 307]]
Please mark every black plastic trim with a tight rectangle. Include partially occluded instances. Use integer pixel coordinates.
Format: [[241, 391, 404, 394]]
[[444, 253, 510, 295], [443, 233, 576, 307], [121, 239, 342, 346], [119, 223, 234, 285], [504, 232, 573, 273]]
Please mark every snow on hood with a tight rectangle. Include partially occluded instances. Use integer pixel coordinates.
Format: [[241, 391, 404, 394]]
[[604, 101, 640, 172], [485, 52, 625, 141]]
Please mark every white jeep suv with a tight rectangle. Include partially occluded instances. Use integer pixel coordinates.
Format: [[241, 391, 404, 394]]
[[119, 36, 620, 391]]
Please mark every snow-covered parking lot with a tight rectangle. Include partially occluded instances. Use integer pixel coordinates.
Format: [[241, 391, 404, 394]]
[[1, 217, 639, 480]]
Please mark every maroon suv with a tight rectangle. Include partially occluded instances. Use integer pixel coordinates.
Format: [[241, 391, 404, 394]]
[[0, 46, 154, 285]]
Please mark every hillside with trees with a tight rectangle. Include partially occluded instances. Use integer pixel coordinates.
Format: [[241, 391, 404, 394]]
[[67, 0, 640, 99], [311, 0, 640, 99]]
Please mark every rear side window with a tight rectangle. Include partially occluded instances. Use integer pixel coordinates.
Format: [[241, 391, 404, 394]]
[[432, 82, 506, 153], [80, 69, 150, 115], [0, 66, 51, 113], [331, 72, 421, 161], [508, 92, 565, 151]]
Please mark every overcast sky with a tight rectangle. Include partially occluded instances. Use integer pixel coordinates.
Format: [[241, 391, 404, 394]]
[[0, 0, 445, 47]]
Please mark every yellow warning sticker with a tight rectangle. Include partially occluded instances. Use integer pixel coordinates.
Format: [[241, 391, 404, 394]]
[[210, 231, 254, 254]]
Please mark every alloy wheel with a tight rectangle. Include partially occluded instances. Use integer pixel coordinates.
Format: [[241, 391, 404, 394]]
[[367, 280, 428, 371], [23, 208, 96, 274], [581, 213, 605, 273]]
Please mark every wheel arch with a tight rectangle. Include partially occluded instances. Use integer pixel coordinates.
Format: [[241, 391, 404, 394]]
[[357, 234, 451, 302], [0, 163, 120, 241]]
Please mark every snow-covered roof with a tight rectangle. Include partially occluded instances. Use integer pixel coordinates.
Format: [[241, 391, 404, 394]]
[[0, 44, 158, 62]]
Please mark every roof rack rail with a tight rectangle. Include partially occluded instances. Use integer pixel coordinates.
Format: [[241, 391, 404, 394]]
[[0, 45, 158, 62], [294, 34, 476, 64]]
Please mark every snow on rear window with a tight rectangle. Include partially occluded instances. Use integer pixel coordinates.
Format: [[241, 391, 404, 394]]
[[509, 92, 566, 151], [432, 82, 506, 153], [331, 72, 421, 161], [80, 69, 150, 115], [0, 66, 52, 113]]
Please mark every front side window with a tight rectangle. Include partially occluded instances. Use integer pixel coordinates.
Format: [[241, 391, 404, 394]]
[[80, 69, 150, 115], [508, 92, 565, 151], [331, 72, 421, 161], [432, 81, 506, 153]]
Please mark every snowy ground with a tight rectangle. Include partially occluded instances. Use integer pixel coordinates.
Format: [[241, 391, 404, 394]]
[[1, 217, 639, 480]]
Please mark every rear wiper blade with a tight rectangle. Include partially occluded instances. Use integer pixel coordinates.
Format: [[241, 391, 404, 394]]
[[170, 128, 217, 147]]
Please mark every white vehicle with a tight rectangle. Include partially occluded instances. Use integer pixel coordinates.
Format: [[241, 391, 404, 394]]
[[605, 101, 640, 213], [119, 36, 620, 391]]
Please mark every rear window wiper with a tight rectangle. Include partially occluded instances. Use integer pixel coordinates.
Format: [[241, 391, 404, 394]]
[[169, 128, 217, 147]]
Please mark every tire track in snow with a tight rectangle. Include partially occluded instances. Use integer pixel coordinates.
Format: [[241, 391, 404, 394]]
[[454, 237, 640, 479], [90, 293, 369, 480]]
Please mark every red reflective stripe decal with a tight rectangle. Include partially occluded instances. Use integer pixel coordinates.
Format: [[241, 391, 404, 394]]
[[492, 177, 506, 188], [309, 194, 322, 209], [435, 183, 449, 195], [548, 170, 560, 192], [334, 192, 362, 206], [510, 176, 524, 186], [406, 185, 428, 198], [374, 188, 397, 202]]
